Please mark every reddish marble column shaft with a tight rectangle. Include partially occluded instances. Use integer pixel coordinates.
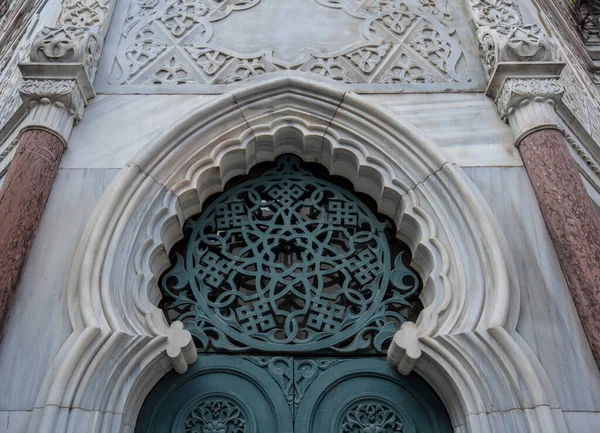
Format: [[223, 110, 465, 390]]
[[0, 129, 64, 339], [520, 129, 600, 366]]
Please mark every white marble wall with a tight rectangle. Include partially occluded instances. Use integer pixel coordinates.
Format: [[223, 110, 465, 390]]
[[4, 86, 600, 433], [63, 92, 518, 169], [465, 167, 600, 428], [0, 169, 118, 431]]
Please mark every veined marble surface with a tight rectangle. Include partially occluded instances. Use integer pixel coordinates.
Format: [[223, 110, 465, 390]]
[[465, 166, 600, 412], [0, 411, 31, 433], [63, 92, 520, 169], [0, 168, 118, 411]]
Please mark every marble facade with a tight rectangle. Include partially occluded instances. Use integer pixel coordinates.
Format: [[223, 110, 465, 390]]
[[0, 0, 600, 432]]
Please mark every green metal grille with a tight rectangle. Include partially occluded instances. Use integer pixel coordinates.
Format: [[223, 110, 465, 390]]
[[160, 155, 421, 353]]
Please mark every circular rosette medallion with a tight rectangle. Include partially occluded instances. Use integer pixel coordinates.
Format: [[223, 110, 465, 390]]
[[161, 155, 421, 352], [174, 393, 250, 433], [336, 398, 406, 433]]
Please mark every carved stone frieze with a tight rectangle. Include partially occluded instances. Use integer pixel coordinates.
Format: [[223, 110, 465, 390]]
[[477, 25, 552, 78], [30, 26, 102, 80], [496, 77, 564, 143], [106, 0, 472, 86]]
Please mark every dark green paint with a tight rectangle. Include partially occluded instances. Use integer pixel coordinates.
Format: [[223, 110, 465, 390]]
[[160, 155, 421, 353], [136, 356, 452, 433]]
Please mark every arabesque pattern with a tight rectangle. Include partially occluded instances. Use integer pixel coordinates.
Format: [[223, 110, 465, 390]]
[[179, 396, 247, 433], [106, 0, 470, 85], [340, 402, 405, 433], [160, 155, 421, 353]]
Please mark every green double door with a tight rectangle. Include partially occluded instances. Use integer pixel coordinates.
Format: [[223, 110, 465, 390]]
[[136, 355, 452, 433]]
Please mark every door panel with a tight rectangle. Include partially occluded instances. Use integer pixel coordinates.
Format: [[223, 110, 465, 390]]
[[136, 356, 451, 433], [136, 355, 293, 433], [294, 358, 452, 433]]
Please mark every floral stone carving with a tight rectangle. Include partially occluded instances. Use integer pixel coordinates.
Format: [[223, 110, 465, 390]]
[[477, 24, 552, 78], [29, 26, 102, 79], [106, 0, 472, 86], [58, 0, 112, 27]]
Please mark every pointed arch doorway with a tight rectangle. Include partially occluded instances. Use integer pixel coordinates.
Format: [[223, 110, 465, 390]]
[[135, 155, 452, 433]]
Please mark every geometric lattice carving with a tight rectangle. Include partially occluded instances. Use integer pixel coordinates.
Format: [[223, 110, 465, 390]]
[[160, 155, 422, 353], [107, 0, 472, 86]]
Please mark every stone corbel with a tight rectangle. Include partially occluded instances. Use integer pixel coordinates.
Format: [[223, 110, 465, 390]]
[[477, 25, 553, 79], [19, 78, 87, 146], [485, 62, 565, 145], [29, 26, 102, 82]]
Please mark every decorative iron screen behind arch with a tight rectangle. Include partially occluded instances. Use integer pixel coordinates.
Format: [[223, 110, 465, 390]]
[[160, 155, 423, 353]]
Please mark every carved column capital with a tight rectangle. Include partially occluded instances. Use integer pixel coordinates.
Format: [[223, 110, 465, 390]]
[[19, 78, 87, 146], [495, 77, 564, 145]]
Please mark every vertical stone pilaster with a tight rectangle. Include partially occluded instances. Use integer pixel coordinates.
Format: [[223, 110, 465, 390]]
[[0, 76, 84, 337]]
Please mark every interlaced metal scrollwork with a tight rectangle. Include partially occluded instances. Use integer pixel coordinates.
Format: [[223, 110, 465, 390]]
[[160, 155, 421, 353]]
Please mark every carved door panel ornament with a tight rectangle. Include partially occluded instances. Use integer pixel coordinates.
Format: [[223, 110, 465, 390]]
[[98, 0, 481, 89]]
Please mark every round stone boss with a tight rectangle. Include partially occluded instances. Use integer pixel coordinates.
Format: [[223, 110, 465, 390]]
[[160, 155, 421, 353]]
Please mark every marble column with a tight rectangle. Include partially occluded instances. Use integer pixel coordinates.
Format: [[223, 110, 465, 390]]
[[0, 129, 64, 337], [0, 77, 85, 338], [496, 76, 600, 367], [520, 129, 600, 364]]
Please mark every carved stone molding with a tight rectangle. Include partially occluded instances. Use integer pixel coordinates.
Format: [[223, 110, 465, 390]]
[[19, 78, 87, 145], [468, 0, 523, 27], [10, 0, 117, 143], [495, 77, 565, 144], [30, 26, 102, 81]]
